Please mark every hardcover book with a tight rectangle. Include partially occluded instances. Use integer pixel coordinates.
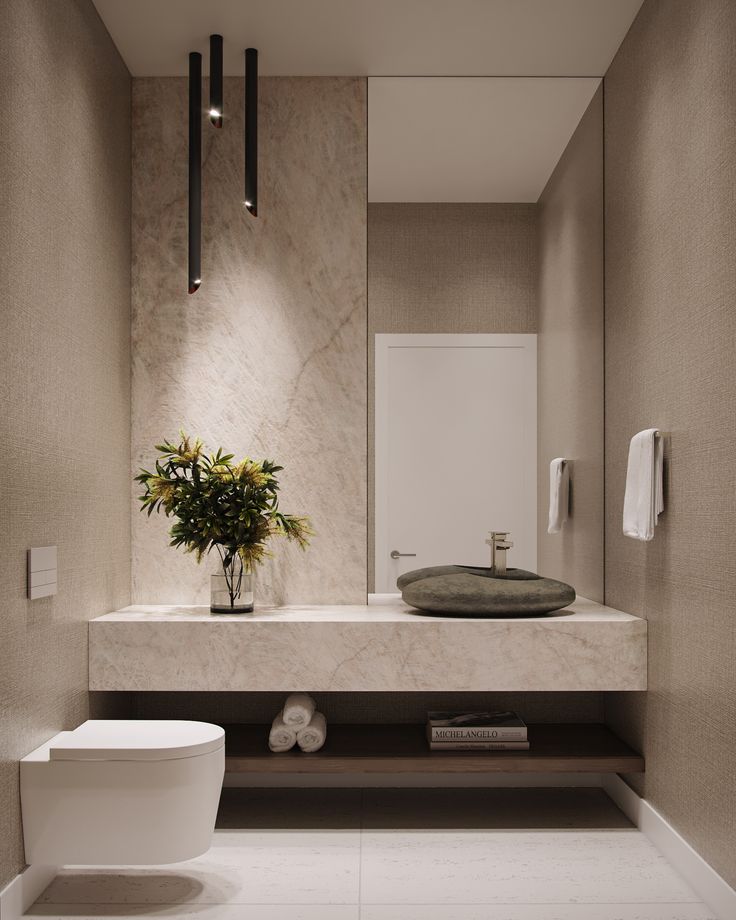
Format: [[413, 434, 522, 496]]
[[429, 740, 530, 751], [427, 710, 527, 742]]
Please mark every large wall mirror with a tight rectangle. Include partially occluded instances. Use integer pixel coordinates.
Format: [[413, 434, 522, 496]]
[[368, 77, 605, 601]]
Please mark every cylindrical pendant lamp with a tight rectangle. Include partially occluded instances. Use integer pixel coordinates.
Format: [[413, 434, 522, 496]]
[[244, 48, 258, 216], [188, 51, 202, 294], [209, 34, 223, 127]]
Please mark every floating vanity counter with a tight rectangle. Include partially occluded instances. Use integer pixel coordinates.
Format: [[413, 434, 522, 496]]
[[89, 597, 646, 692]]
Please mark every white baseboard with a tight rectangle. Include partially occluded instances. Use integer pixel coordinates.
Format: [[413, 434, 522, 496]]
[[603, 774, 736, 920], [224, 771, 604, 787], [0, 864, 57, 920]]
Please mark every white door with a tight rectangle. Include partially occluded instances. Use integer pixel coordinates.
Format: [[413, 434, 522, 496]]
[[375, 334, 537, 593]]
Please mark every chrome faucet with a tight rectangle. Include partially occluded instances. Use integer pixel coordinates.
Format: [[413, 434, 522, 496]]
[[486, 531, 513, 576]]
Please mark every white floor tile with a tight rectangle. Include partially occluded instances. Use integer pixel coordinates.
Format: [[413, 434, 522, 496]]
[[361, 906, 717, 920], [28, 906, 359, 919], [33, 791, 718, 920], [39, 831, 360, 906], [359, 830, 702, 905]]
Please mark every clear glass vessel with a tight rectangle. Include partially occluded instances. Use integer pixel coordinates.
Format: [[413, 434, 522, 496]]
[[210, 557, 253, 613]]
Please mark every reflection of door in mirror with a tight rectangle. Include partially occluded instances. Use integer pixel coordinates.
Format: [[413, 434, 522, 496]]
[[375, 334, 536, 593]]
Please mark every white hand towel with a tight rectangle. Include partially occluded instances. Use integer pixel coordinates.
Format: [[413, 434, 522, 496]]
[[268, 711, 297, 752], [547, 458, 569, 534], [282, 692, 316, 727], [296, 711, 327, 753], [623, 428, 664, 541]]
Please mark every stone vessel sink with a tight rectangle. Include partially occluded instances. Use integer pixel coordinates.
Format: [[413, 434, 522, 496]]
[[397, 565, 576, 617]]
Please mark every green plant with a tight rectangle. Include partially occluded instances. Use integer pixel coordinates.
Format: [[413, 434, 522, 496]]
[[135, 433, 312, 607]]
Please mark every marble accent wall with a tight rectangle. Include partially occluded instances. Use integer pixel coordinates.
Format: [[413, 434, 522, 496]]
[[536, 88, 604, 602], [0, 0, 131, 889], [132, 77, 367, 605], [603, 0, 736, 889]]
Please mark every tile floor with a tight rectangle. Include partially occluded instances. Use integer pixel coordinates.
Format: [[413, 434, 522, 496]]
[[29, 788, 717, 920]]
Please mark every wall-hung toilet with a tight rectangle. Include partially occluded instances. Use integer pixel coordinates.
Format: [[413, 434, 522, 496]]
[[21, 720, 225, 865]]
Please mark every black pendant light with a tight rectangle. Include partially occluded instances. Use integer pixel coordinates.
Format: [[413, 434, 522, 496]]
[[188, 51, 202, 294], [209, 34, 223, 128], [244, 47, 258, 216]]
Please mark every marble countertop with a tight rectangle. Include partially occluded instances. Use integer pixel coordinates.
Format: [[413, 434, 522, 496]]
[[94, 596, 641, 624], [89, 596, 647, 693]]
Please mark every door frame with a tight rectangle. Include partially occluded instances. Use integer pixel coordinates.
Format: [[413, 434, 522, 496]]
[[374, 332, 538, 593]]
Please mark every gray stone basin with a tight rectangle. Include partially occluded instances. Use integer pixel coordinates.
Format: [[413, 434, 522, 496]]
[[397, 565, 576, 617]]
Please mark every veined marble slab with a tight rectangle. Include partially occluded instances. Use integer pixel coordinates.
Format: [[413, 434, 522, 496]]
[[131, 77, 367, 608], [89, 597, 646, 692]]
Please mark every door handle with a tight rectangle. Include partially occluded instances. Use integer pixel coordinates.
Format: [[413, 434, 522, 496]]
[[390, 550, 417, 560]]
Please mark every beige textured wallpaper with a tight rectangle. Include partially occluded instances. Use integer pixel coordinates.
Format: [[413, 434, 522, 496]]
[[367, 203, 538, 590], [131, 77, 367, 606], [537, 88, 604, 602], [0, 0, 131, 889], [603, 0, 736, 888], [368, 204, 537, 336]]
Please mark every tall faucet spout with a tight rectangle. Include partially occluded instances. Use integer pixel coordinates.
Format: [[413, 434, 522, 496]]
[[485, 531, 514, 576]]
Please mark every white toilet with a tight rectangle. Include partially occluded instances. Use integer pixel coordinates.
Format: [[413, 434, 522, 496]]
[[20, 720, 225, 865]]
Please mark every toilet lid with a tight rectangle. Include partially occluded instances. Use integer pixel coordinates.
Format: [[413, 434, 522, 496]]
[[49, 720, 225, 761]]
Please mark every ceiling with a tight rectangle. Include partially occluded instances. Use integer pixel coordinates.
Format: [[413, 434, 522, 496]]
[[369, 78, 600, 202], [92, 0, 643, 77]]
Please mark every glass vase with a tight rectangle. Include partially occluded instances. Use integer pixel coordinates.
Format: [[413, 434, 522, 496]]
[[210, 556, 253, 614]]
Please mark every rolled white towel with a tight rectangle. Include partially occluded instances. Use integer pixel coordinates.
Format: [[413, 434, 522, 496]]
[[282, 692, 316, 727], [268, 710, 297, 752], [296, 711, 327, 753]]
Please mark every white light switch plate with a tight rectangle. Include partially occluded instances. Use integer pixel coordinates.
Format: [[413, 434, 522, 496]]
[[28, 546, 57, 599]]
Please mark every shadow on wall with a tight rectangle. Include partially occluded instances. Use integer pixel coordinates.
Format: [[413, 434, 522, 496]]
[[108, 690, 605, 725]]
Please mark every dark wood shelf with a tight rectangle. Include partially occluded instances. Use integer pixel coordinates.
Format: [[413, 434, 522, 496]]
[[224, 723, 644, 774]]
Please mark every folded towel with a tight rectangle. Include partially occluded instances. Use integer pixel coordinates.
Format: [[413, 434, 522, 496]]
[[282, 692, 316, 727], [296, 711, 327, 753], [623, 428, 664, 541], [547, 458, 570, 534], [268, 711, 297, 752]]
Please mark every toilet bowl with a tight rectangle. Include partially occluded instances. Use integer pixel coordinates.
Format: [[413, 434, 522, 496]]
[[20, 720, 225, 865]]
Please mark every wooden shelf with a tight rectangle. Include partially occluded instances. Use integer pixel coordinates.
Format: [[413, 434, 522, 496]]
[[224, 723, 644, 774]]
